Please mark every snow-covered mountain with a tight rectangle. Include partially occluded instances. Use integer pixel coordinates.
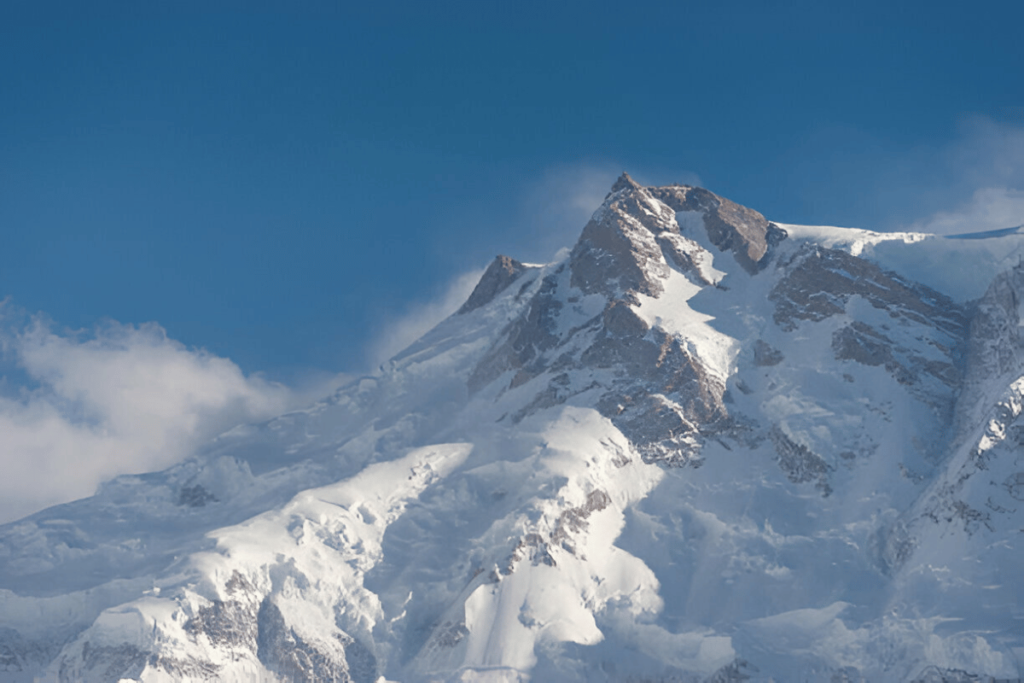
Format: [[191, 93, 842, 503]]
[[3, 174, 1024, 682]]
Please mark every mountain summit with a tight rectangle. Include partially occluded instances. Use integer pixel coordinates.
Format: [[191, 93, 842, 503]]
[[3, 177, 1024, 682]]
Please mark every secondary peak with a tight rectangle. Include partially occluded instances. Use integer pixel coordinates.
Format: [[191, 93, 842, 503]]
[[608, 172, 642, 196]]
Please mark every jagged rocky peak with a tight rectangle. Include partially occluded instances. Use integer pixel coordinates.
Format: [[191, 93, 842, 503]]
[[457, 254, 529, 314], [606, 170, 642, 195], [569, 173, 784, 301], [465, 173, 735, 467], [569, 173, 676, 299]]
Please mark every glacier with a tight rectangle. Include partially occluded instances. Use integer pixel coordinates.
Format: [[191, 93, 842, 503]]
[[2, 173, 1024, 682]]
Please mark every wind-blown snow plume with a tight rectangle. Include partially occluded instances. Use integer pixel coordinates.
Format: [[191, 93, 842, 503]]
[[515, 162, 703, 263], [911, 117, 1024, 234], [366, 268, 485, 370], [365, 163, 702, 371]]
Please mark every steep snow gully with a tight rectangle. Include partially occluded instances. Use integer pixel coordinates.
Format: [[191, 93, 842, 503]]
[[3, 174, 1024, 682]]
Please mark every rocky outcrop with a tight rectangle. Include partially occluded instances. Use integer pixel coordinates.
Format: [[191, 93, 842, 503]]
[[569, 174, 782, 295], [770, 425, 834, 497], [466, 175, 734, 464], [470, 192, 729, 464], [50, 568, 377, 683], [769, 245, 967, 337], [752, 340, 784, 367], [257, 598, 376, 683], [772, 244, 968, 419], [831, 320, 962, 418], [586, 309, 727, 465], [56, 643, 221, 683], [955, 263, 1024, 432], [0, 629, 59, 681], [467, 269, 564, 394], [457, 255, 529, 315], [570, 175, 674, 299], [177, 484, 217, 507], [470, 263, 727, 465], [648, 184, 785, 273]]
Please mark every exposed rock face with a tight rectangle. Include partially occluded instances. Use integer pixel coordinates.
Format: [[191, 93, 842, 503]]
[[648, 183, 785, 273], [955, 263, 1024, 432], [769, 245, 967, 338], [0, 630, 59, 682], [568, 173, 781, 295], [911, 666, 992, 683], [468, 266, 726, 464], [56, 644, 220, 683], [467, 268, 563, 394], [657, 230, 718, 285], [752, 339, 784, 367], [769, 425, 834, 497], [257, 598, 376, 683], [177, 484, 217, 507], [586, 311, 727, 465], [49, 567, 376, 683], [569, 175, 675, 299], [457, 255, 529, 315], [468, 176, 732, 465], [966, 264, 1024, 374], [831, 321, 960, 388], [771, 244, 968, 420], [186, 597, 258, 650], [890, 264, 1024, 576]]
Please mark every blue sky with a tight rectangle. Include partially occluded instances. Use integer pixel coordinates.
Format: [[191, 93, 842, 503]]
[[2, 0, 1022, 377], [0, 1, 1023, 519]]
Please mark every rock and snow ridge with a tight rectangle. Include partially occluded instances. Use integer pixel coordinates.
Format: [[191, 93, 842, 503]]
[[3, 173, 1024, 682]]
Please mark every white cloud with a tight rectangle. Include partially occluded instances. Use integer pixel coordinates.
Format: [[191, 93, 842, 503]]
[[0, 314, 294, 524], [912, 187, 1024, 235], [364, 267, 485, 370], [947, 116, 1024, 190], [909, 117, 1024, 234]]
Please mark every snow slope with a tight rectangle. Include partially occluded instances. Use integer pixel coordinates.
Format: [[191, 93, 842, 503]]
[[2, 174, 1024, 682]]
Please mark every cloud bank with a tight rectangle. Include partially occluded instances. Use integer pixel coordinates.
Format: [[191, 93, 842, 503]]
[[0, 314, 293, 523]]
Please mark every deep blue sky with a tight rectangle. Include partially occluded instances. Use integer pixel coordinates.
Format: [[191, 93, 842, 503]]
[[2, 0, 1023, 380]]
